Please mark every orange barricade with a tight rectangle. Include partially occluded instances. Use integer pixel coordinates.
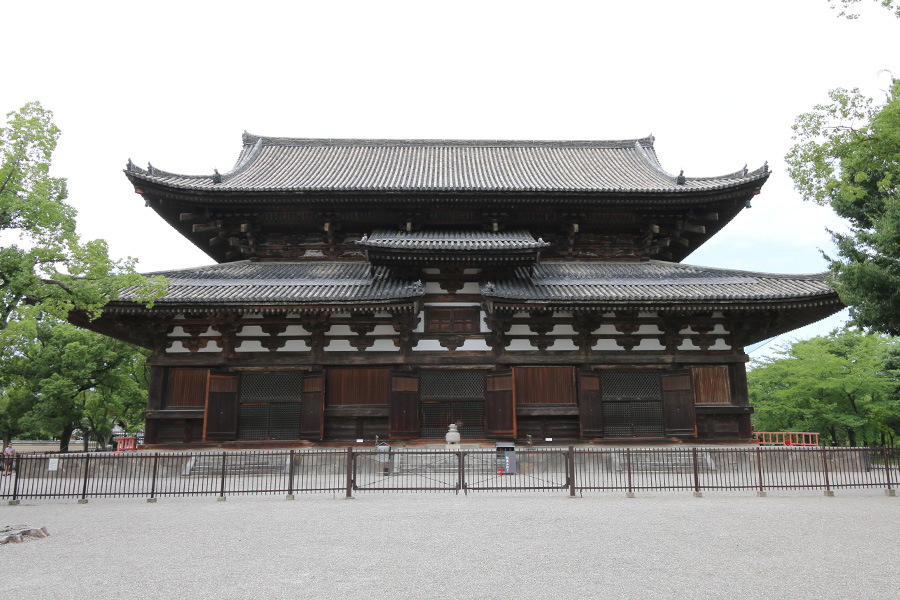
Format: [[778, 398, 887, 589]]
[[115, 437, 137, 453], [754, 431, 820, 446]]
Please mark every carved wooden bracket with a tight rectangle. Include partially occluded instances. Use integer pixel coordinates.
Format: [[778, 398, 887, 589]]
[[439, 335, 466, 351], [181, 338, 209, 353], [348, 337, 376, 351], [615, 336, 640, 351], [529, 336, 553, 351]]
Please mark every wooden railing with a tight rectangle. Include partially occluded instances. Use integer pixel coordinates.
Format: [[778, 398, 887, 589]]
[[754, 432, 820, 446]]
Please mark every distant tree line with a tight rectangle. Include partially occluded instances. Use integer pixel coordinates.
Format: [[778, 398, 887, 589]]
[[749, 328, 900, 446]]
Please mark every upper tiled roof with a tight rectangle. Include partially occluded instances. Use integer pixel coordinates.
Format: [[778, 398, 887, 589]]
[[114, 262, 424, 306], [125, 134, 769, 194], [482, 261, 839, 306], [357, 229, 550, 251]]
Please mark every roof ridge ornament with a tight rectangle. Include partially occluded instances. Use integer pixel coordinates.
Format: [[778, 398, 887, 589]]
[[676, 170, 686, 185], [763, 161, 769, 174], [213, 169, 222, 184], [742, 164, 748, 177], [126, 158, 134, 172], [147, 162, 155, 176]]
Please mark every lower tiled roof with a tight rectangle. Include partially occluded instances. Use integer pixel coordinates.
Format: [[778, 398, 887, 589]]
[[116, 262, 424, 305], [482, 261, 839, 306], [112, 259, 839, 311]]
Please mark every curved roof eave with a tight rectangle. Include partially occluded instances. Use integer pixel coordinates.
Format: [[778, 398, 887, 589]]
[[124, 134, 770, 196]]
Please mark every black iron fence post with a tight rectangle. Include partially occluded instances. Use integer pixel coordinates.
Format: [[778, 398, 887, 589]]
[[626, 448, 634, 497], [287, 450, 295, 499], [883, 445, 894, 496], [456, 450, 464, 495], [568, 446, 576, 498], [821, 446, 833, 496], [148, 452, 160, 503], [692, 448, 701, 497], [218, 451, 227, 501], [345, 446, 354, 499], [756, 446, 766, 497], [79, 453, 91, 503], [10, 454, 22, 504]]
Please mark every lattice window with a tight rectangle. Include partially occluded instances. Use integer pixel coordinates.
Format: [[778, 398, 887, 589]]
[[238, 404, 269, 440], [420, 371, 485, 399], [240, 372, 304, 403], [600, 371, 661, 399], [420, 400, 485, 438], [238, 402, 302, 440], [268, 403, 303, 439], [602, 400, 665, 438]]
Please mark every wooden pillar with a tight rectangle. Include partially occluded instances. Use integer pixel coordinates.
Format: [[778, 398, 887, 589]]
[[731, 361, 753, 440], [147, 366, 166, 411]]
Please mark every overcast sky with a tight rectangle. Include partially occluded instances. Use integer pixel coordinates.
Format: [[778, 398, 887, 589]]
[[4, 0, 898, 349]]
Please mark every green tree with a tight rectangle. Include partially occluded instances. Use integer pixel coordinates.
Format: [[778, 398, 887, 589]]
[[3, 318, 150, 451], [828, 0, 899, 19], [749, 329, 900, 445], [0, 102, 166, 332], [787, 6, 900, 334], [786, 78, 900, 334]]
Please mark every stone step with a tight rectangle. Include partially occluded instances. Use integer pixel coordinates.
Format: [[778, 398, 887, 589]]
[[182, 454, 290, 476]]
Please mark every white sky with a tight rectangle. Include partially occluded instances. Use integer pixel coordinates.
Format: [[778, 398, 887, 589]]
[[4, 0, 897, 347]]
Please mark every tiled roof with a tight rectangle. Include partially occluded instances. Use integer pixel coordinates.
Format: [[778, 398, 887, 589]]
[[357, 229, 550, 251], [125, 134, 769, 194], [115, 262, 424, 306], [482, 261, 840, 307], [111, 260, 839, 312]]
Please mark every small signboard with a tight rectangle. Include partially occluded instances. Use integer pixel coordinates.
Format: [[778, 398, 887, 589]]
[[504, 450, 516, 474], [47, 457, 59, 472]]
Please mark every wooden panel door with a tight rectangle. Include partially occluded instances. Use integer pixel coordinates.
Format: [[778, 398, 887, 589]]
[[578, 370, 604, 438], [661, 371, 696, 437], [300, 372, 325, 440], [204, 373, 239, 441], [389, 371, 420, 439], [485, 371, 515, 439]]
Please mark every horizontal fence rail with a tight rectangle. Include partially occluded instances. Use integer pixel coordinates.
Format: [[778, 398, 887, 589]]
[[1, 446, 898, 501]]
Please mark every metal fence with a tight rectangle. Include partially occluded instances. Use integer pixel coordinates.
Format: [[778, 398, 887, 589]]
[[1, 446, 897, 502]]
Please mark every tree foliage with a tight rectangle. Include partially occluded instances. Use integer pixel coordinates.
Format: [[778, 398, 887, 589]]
[[0, 102, 166, 332], [0, 318, 150, 451], [786, 78, 900, 334], [749, 329, 900, 445], [828, 0, 900, 19]]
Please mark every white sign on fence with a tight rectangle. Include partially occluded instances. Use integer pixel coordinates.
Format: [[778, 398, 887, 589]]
[[47, 457, 59, 471]]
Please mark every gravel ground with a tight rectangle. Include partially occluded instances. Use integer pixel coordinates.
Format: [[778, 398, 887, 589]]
[[2, 490, 897, 600]]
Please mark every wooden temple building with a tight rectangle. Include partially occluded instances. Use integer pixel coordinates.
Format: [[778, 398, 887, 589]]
[[77, 134, 842, 445]]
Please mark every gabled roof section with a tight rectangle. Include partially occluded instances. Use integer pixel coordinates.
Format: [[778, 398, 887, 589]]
[[357, 229, 550, 251], [125, 134, 769, 194], [482, 261, 840, 308], [111, 262, 424, 307]]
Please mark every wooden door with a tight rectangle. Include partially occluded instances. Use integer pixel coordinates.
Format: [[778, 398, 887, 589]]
[[300, 372, 325, 440], [661, 371, 696, 436], [204, 373, 239, 441], [485, 371, 515, 438], [389, 371, 420, 439], [578, 370, 603, 438]]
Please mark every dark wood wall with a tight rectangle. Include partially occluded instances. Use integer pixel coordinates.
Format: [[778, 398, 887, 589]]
[[166, 369, 209, 408], [328, 368, 391, 405], [513, 367, 576, 404]]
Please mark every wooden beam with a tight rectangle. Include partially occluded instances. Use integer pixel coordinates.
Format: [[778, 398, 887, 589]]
[[180, 213, 206, 222], [683, 224, 706, 234], [192, 224, 218, 233]]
